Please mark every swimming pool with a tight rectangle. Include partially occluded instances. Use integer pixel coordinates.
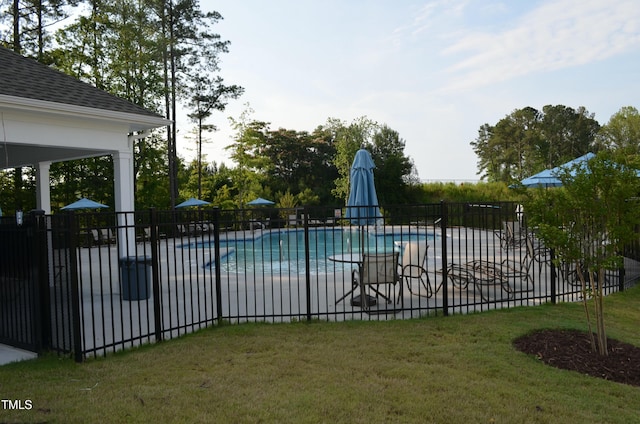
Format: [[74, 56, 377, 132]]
[[193, 227, 434, 275]]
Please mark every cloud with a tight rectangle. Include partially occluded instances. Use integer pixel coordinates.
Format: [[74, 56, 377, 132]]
[[390, 0, 468, 45], [440, 0, 640, 92]]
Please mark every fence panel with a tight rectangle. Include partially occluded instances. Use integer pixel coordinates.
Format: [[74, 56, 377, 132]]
[[4, 202, 637, 361], [0, 215, 41, 351]]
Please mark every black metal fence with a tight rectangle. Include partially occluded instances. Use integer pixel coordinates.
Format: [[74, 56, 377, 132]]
[[1, 202, 637, 361]]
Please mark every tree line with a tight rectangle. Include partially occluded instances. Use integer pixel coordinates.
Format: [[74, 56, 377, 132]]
[[471, 104, 640, 184], [0, 0, 417, 213], [3, 2, 638, 213]]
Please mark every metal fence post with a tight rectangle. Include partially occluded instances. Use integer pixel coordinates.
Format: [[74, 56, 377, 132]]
[[440, 200, 449, 316], [149, 208, 162, 342], [66, 213, 83, 362], [619, 264, 626, 292], [213, 207, 223, 321], [550, 248, 556, 304], [32, 210, 49, 353], [303, 207, 312, 321]]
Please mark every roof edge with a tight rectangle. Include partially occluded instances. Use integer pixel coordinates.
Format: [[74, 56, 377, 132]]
[[0, 94, 171, 131]]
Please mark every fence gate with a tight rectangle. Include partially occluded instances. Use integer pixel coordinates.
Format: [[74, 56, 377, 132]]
[[0, 215, 44, 352]]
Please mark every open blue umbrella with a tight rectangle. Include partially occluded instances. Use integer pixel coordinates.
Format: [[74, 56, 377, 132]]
[[61, 197, 108, 210], [520, 152, 596, 188], [176, 197, 211, 208], [345, 149, 382, 225], [247, 197, 275, 206], [520, 168, 563, 188]]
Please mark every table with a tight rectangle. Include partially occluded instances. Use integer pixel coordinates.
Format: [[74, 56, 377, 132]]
[[328, 252, 363, 264], [329, 253, 368, 306], [328, 248, 397, 265]]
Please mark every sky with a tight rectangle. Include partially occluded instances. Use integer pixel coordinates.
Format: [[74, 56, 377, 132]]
[[182, 0, 640, 182]]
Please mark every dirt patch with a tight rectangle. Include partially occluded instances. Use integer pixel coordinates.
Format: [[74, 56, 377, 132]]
[[513, 329, 640, 387]]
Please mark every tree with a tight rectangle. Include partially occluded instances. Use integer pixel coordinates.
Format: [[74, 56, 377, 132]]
[[48, 0, 234, 208], [595, 106, 640, 155], [524, 151, 640, 355], [186, 74, 243, 198], [134, 133, 172, 209], [184, 11, 243, 198], [256, 127, 337, 204], [470, 124, 497, 181], [327, 117, 414, 205], [49, 155, 114, 209], [472, 105, 599, 184], [328, 116, 378, 203], [473, 107, 541, 183], [0, 0, 75, 59], [370, 124, 415, 204], [145, 0, 232, 207], [1, 0, 75, 209], [276, 189, 297, 225], [540, 105, 600, 168], [226, 106, 270, 206]]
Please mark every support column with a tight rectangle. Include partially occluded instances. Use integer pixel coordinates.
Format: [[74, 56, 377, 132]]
[[113, 149, 136, 257], [113, 149, 135, 213], [35, 161, 52, 214]]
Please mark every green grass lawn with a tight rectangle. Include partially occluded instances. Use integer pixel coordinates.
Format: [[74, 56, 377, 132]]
[[2, 287, 640, 423]]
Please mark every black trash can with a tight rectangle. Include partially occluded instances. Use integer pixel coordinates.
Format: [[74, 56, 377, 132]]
[[119, 256, 152, 300]]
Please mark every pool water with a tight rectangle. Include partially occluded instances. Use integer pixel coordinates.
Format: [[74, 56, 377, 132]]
[[211, 228, 433, 275]]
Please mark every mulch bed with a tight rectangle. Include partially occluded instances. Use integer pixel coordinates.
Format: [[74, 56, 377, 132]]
[[513, 329, 640, 387]]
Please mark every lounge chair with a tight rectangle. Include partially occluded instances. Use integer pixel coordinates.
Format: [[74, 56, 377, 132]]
[[444, 262, 514, 301], [353, 252, 401, 310], [468, 258, 532, 291], [400, 242, 434, 300], [249, 219, 266, 230], [525, 235, 551, 274], [495, 221, 527, 249], [444, 250, 536, 301]]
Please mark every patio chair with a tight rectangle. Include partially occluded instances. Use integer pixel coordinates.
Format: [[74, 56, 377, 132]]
[[353, 252, 400, 310], [140, 226, 167, 241], [176, 224, 188, 236], [90, 229, 100, 245], [100, 228, 115, 244], [400, 242, 433, 300]]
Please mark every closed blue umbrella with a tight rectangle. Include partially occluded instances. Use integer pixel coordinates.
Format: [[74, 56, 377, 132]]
[[176, 198, 211, 208], [345, 149, 382, 307], [61, 197, 108, 210], [345, 149, 382, 225]]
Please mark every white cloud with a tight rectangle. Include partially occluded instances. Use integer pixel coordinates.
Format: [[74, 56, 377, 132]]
[[440, 0, 640, 92]]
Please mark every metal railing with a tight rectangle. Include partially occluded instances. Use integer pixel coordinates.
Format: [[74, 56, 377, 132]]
[[1, 202, 637, 361]]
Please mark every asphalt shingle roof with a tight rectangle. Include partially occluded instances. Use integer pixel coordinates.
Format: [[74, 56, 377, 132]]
[[0, 46, 162, 118]]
